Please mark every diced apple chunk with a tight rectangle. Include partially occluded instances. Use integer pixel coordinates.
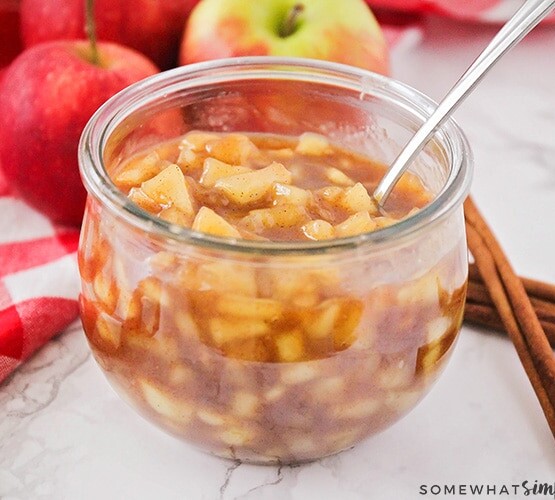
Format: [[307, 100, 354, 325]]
[[335, 211, 377, 237], [96, 312, 122, 350], [231, 392, 259, 417], [272, 183, 311, 206], [191, 262, 257, 296], [337, 398, 380, 419], [93, 271, 117, 313], [303, 299, 341, 339], [240, 204, 307, 232], [275, 331, 304, 362], [176, 147, 203, 172], [158, 206, 191, 226], [295, 132, 332, 155], [140, 379, 193, 423], [281, 364, 318, 384], [128, 187, 161, 212], [199, 158, 251, 187], [209, 317, 269, 345], [197, 408, 225, 426], [215, 162, 292, 205], [115, 151, 162, 188], [206, 133, 259, 165], [192, 206, 240, 238], [141, 164, 194, 215], [302, 219, 335, 240], [341, 183, 377, 214], [220, 427, 253, 447], [216, 294, 283, 321], [325, 167, 355, 186], [426, 316, 452, 343], [180, 131, 218, 151]]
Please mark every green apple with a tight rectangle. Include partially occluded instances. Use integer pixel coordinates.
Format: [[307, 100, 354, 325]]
[[180, 0, 389, 74]]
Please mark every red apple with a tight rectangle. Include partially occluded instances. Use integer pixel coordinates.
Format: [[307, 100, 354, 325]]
[[20, 0, 200, 70], [180, 0, 389, 74], [0, 41, 159, 226], [0, 0, 24, 68]]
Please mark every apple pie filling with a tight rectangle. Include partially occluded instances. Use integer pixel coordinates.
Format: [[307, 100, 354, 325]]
[[79, 131, 467, 463]]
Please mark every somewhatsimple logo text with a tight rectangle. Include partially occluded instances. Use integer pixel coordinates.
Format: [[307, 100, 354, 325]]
[[419, 480, 555, 497]]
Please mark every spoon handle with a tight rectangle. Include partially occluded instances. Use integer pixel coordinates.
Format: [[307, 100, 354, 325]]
[[373, 0, 555, 206]]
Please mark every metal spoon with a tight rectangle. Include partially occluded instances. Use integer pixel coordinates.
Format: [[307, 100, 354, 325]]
[[373, 0, 555, 207]]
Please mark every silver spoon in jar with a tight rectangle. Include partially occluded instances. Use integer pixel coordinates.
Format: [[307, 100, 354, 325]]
[[373, 0, 555, 207]]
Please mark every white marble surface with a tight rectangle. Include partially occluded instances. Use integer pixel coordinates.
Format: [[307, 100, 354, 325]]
[[2, 17, 555, 500]]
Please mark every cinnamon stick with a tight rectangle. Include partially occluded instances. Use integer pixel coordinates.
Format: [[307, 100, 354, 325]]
[[464, 298, 555, 347], [467, 278, 555, 325], [469, 263, 555, 304], [464, 197, 555, 438]]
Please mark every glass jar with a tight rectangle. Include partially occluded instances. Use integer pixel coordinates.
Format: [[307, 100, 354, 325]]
[[78, 57, 472, 464]]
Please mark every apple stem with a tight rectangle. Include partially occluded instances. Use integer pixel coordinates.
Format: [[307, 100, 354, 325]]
[[85, 0, 99, 65], [279, 3, 304, 38]]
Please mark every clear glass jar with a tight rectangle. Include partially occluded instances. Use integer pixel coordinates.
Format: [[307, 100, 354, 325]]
[[78, 57, 472, 464]]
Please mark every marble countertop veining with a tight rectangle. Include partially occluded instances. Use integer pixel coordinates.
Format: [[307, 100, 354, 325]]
[[2, 17, 555, 500]]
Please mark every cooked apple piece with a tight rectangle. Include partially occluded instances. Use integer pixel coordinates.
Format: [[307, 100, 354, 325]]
[[231, 391, 259, 417], [302, 219, 335, 240], [215, 162, 292, 205], [240, 204, 307, 232], [222, 337, 270, 362], [303, 299, 342, 339], [397, 273, 440, 305], [140, 379, 193, 422], [280, 363, 319, 384], [260, 268, 319, 307], [426, 316, 452, 343], [128, 187, 161, 213], [93, 271, 118, 314], [295, 132, 332, 155], [325, 166, 355, 186], [417, 316, 456, 374], [199, 158, 251, 187], [131, 277, 163, 336], [335, 211, 377, 237], [287, 436, 317, 457], [272, 183, 311, 206], [96, 312, 122, 350], [219, 427, 254, 447], [176, 147, 203, 172], [206, 133, 259, 165], [264, 384, 286, 402], [197, 408, 225, 426], [217, 293, 283, 321], [269, 147, 294, 159], [168, 364, 194, 386], [180, 131, 218, 151], [340, 182, 377, 214], [333, 299, 363, 350], [378, 359, 414, 389], [385, 389, 421, 412], [209, 317, 269, 346], [275, 331, 304, 362], [141, 164, 194, 215], [336, 398, 380, 419], [311, 376, 345, 400], [192, 206, 241, 238], [115, 151, 162, 188], [191, 261, 257, 296], [374, 216, 397, 229], [318, 185, 344, 203], [158, 206, 191, 226]]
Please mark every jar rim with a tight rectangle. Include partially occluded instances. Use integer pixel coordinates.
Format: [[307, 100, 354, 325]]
[[79, 56, 472, 256]]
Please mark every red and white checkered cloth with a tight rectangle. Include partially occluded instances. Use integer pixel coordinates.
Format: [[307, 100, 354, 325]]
[[0, 0, 548, 384], [0, 168, 80, 383]]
